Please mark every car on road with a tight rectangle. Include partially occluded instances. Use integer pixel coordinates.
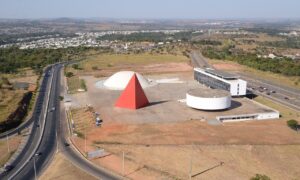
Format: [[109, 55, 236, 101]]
[[64, 142, 70, 147], [35, 152, 42, 156], [4, 165, 14, 172], [284, 97, 290, 100], [49, 107, 55, 112]]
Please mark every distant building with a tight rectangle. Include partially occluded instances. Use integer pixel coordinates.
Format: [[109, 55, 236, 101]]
[[194, 68, 247, 96], [268, 53, 277, 59]]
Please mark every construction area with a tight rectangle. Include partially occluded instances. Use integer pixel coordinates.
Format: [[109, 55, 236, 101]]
[[63, 53, 300, 179]]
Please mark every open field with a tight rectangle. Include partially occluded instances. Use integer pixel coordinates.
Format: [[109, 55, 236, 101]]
[[67, 71, 300, 179], [71, 118, 300, 179], [40, 153, 96, 180], [66, 53, 192, 77], [66, 76, 87, 94], [70, 107, 96, 138], [93, 144, 300, 180], [0, 90, 26, 122], [0, 135, 22, 167], [254, 96, 300, 120], [0, 68, 38, 122]]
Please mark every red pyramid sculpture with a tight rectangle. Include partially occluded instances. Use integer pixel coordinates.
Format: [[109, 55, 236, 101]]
[[115, 73, 149, 109]]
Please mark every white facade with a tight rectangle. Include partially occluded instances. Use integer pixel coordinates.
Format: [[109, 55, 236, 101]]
[[217, 112, 280, 122], [216, 100, 280, 122], [229, 79, 247, 96], [194, 68, 247, 96], [186, 90, 231, 110]]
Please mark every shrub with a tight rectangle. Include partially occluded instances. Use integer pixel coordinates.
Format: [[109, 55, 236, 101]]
[[72, 64, 79, 69], [59, 96, 64, 101], [74, 130, 85, 139], [287, 119, 298, 130], [65, 72, 74, 78], [92, 66, 98, 70], [250, 174, 271, 180]]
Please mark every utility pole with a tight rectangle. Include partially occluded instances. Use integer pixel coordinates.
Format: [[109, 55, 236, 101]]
[[56, 128, 59, 153], [85, 119, 87, 156], [33, 157, 37, 180], [189, 155, 193, 180], [122, 151, 125, 176], [6, 135, 10, 153]]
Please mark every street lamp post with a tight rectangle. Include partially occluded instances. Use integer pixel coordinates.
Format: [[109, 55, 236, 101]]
[[33, 156, 37, 180], [6, 135, 10, 153], [34, 158, 37, 180], [122, 151, 125, 176]]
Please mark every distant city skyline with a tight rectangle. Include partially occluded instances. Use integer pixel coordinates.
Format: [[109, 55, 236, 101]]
[[0, 0, 300, 19]]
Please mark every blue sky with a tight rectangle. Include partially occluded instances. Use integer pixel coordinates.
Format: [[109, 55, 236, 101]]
[[0, 0, 299, 19]]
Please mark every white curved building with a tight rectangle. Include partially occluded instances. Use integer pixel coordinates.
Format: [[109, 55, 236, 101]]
[[186, 89, 231, 110], [104, 71, 152, 90]]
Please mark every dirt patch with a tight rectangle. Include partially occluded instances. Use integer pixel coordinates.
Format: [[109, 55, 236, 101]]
[[0, 135, 22, 167], [212, 63, 243, 71], [141, 62, 192, 74], [10, 75, 38, 85], [40, 153, 96, 180], [97, 144, 300, 180]]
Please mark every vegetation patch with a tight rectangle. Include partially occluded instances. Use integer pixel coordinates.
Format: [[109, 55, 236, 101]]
[[0, 92, 32, 133], [81, 53, 189, 72], [287, 119, 299, 130], [66, 76, 87, 93], [202, 46, 300, 76]]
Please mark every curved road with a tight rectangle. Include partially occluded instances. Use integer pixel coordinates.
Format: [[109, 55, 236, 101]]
[[1, 64, 121, 180], [0, 66, 52, 139]]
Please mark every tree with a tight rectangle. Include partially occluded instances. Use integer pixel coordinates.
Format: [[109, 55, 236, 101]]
[[65, 72, 74, 78], [287, 119, 299, 130], [92, 66, 98, 70], [72, 64, 79, 70], [250, 174, 271, 180]]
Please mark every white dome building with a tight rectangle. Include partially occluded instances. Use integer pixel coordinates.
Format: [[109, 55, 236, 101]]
[[103, 71, 153, 90], [186, 89, 231, 110]]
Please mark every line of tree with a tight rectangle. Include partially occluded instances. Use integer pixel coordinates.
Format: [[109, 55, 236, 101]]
[[0, 46, 111, 74], [97, 31, 197, 42], [202, 46, 300, 76], [261, 37, 300, 49], [192, 40, 222, 46]]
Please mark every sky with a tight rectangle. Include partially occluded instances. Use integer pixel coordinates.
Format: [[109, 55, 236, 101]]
[[0, 0, 300, 19]]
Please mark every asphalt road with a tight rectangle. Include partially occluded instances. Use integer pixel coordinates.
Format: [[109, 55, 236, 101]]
[[190, 51, 300, 111], [0, 66, 52, 139], [1, 63, 121, 180], [0, 65, 58, 180], [57, 68, 121, 180]]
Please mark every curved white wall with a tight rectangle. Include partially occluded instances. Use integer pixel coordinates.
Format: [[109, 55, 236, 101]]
[[186, 93, 231, 110], [104, 71, 151, 90]]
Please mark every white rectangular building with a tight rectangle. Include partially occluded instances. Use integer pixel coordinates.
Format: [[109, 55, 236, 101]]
[[194, 68, 247, 96]]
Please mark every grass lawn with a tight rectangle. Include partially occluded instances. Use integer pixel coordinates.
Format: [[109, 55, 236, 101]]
[[66, 76, 87, 94], [209, 59, 300, 90], [0, 90, 26, 123], [0, 135, 22, 167], [80, 53, 189, 71], [254, 96, 300, 120]]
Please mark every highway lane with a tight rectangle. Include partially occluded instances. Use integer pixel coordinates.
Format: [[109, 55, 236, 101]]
[[57, 67, 122, 180], [2, 63, 121, 180], [0, 65, 54, 179], [9, 65, 61, 180], [0, 66, 52, 139], [190, 51, 210, 68], [190, 50, 300, 111]]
